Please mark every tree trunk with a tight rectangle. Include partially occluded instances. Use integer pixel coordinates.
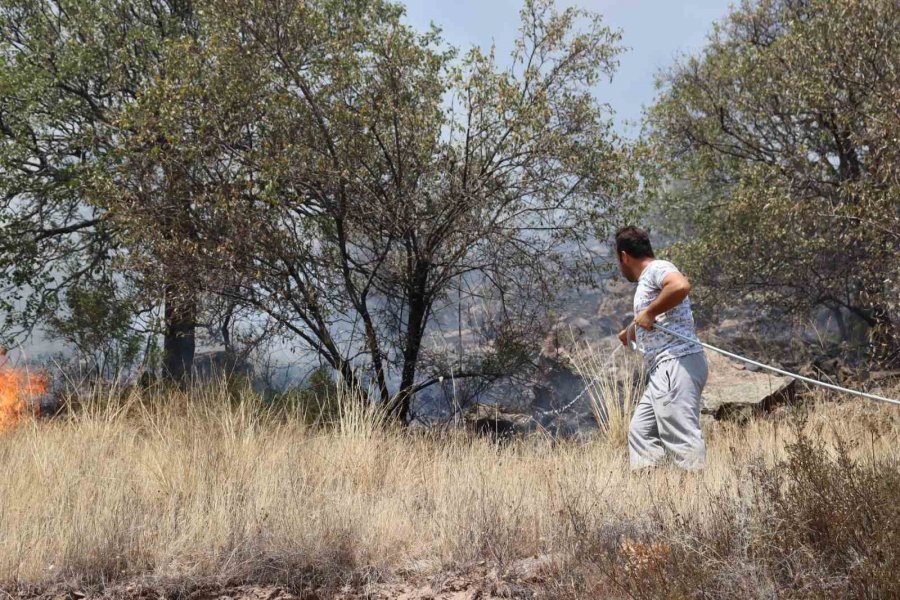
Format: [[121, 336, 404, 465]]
[[162, 286, 197, 384], [390, 262, 431, 424]]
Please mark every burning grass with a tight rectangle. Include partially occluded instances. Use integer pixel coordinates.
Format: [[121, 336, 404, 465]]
[[0, 356, 46, 432], [1, 378, 899, 598]]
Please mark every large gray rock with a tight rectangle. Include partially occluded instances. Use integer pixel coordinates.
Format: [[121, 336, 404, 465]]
[[702, 350, 795, 421]]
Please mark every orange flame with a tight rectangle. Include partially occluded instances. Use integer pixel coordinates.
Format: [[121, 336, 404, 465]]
[[0, 367, 47, 432]]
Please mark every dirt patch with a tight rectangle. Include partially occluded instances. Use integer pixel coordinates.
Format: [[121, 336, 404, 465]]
[[5, 556, 561, 600], [332, 557, 556, 599]]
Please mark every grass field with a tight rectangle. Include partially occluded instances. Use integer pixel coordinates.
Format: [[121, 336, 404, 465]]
[[1, 375, 899, 599]]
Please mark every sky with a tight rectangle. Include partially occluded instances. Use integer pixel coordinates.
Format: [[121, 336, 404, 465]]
[[401, 0, 734, 138]]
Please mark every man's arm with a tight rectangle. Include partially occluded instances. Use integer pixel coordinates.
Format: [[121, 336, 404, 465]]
[[634, 272, 692, 330]]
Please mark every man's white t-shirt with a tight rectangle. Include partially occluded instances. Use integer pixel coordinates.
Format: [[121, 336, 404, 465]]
[[633, 259, 702, 371]]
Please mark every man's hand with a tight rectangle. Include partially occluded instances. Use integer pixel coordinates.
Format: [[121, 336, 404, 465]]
[[634, 309, 656, 331], [617, 328, 629, 347]]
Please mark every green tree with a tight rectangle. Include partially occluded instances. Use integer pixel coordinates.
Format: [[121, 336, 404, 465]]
[[645, 0, 900, 365], [0, 0, 208, 381], [90, 12, 270, 382], [195, 0, 633, 422], [46, 274, 143, 379]]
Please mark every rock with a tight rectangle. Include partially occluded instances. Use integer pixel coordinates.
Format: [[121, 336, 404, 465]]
[[701, 351, 796, 422], [530, 360, 583, 412], [469, 415, 521, 441], [464, 404, 534, 441], [870, 370, 900, 382]]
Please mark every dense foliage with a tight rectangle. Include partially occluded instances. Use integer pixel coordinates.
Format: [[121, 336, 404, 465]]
[[1, 0, 634, 417], [645, 0, 900, 365]]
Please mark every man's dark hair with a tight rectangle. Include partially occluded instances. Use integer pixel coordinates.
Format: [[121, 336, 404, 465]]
[[615, 226, 655, 259]]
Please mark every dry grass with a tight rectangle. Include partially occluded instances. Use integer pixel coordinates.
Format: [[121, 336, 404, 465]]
[[568, 338, 644, 445], [1, 375, 899, 598]]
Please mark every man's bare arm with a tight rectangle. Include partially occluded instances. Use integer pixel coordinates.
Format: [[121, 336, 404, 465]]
[[634, 272, 692, 330]]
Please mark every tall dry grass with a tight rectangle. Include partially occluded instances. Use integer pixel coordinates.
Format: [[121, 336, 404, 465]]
[[1, 374, 899, 597], [567, 339, 644, 445]]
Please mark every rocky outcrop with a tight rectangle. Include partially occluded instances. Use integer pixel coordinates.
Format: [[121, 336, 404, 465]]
[[701, 350, 796, 422], [457, 340, 799, 438]]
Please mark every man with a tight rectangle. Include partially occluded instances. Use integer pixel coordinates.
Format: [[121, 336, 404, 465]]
[[615, 226, 708, 470]]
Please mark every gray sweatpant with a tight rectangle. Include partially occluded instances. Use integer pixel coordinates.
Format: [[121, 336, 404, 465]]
[[628, 351, 708, 471]]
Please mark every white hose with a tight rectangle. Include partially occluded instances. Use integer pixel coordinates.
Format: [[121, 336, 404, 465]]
[[649, 322, 900, 407], [527, 322, 899, 432]]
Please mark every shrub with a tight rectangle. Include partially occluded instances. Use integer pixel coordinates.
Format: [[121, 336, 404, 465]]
[[583, 419, 900, 599]]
